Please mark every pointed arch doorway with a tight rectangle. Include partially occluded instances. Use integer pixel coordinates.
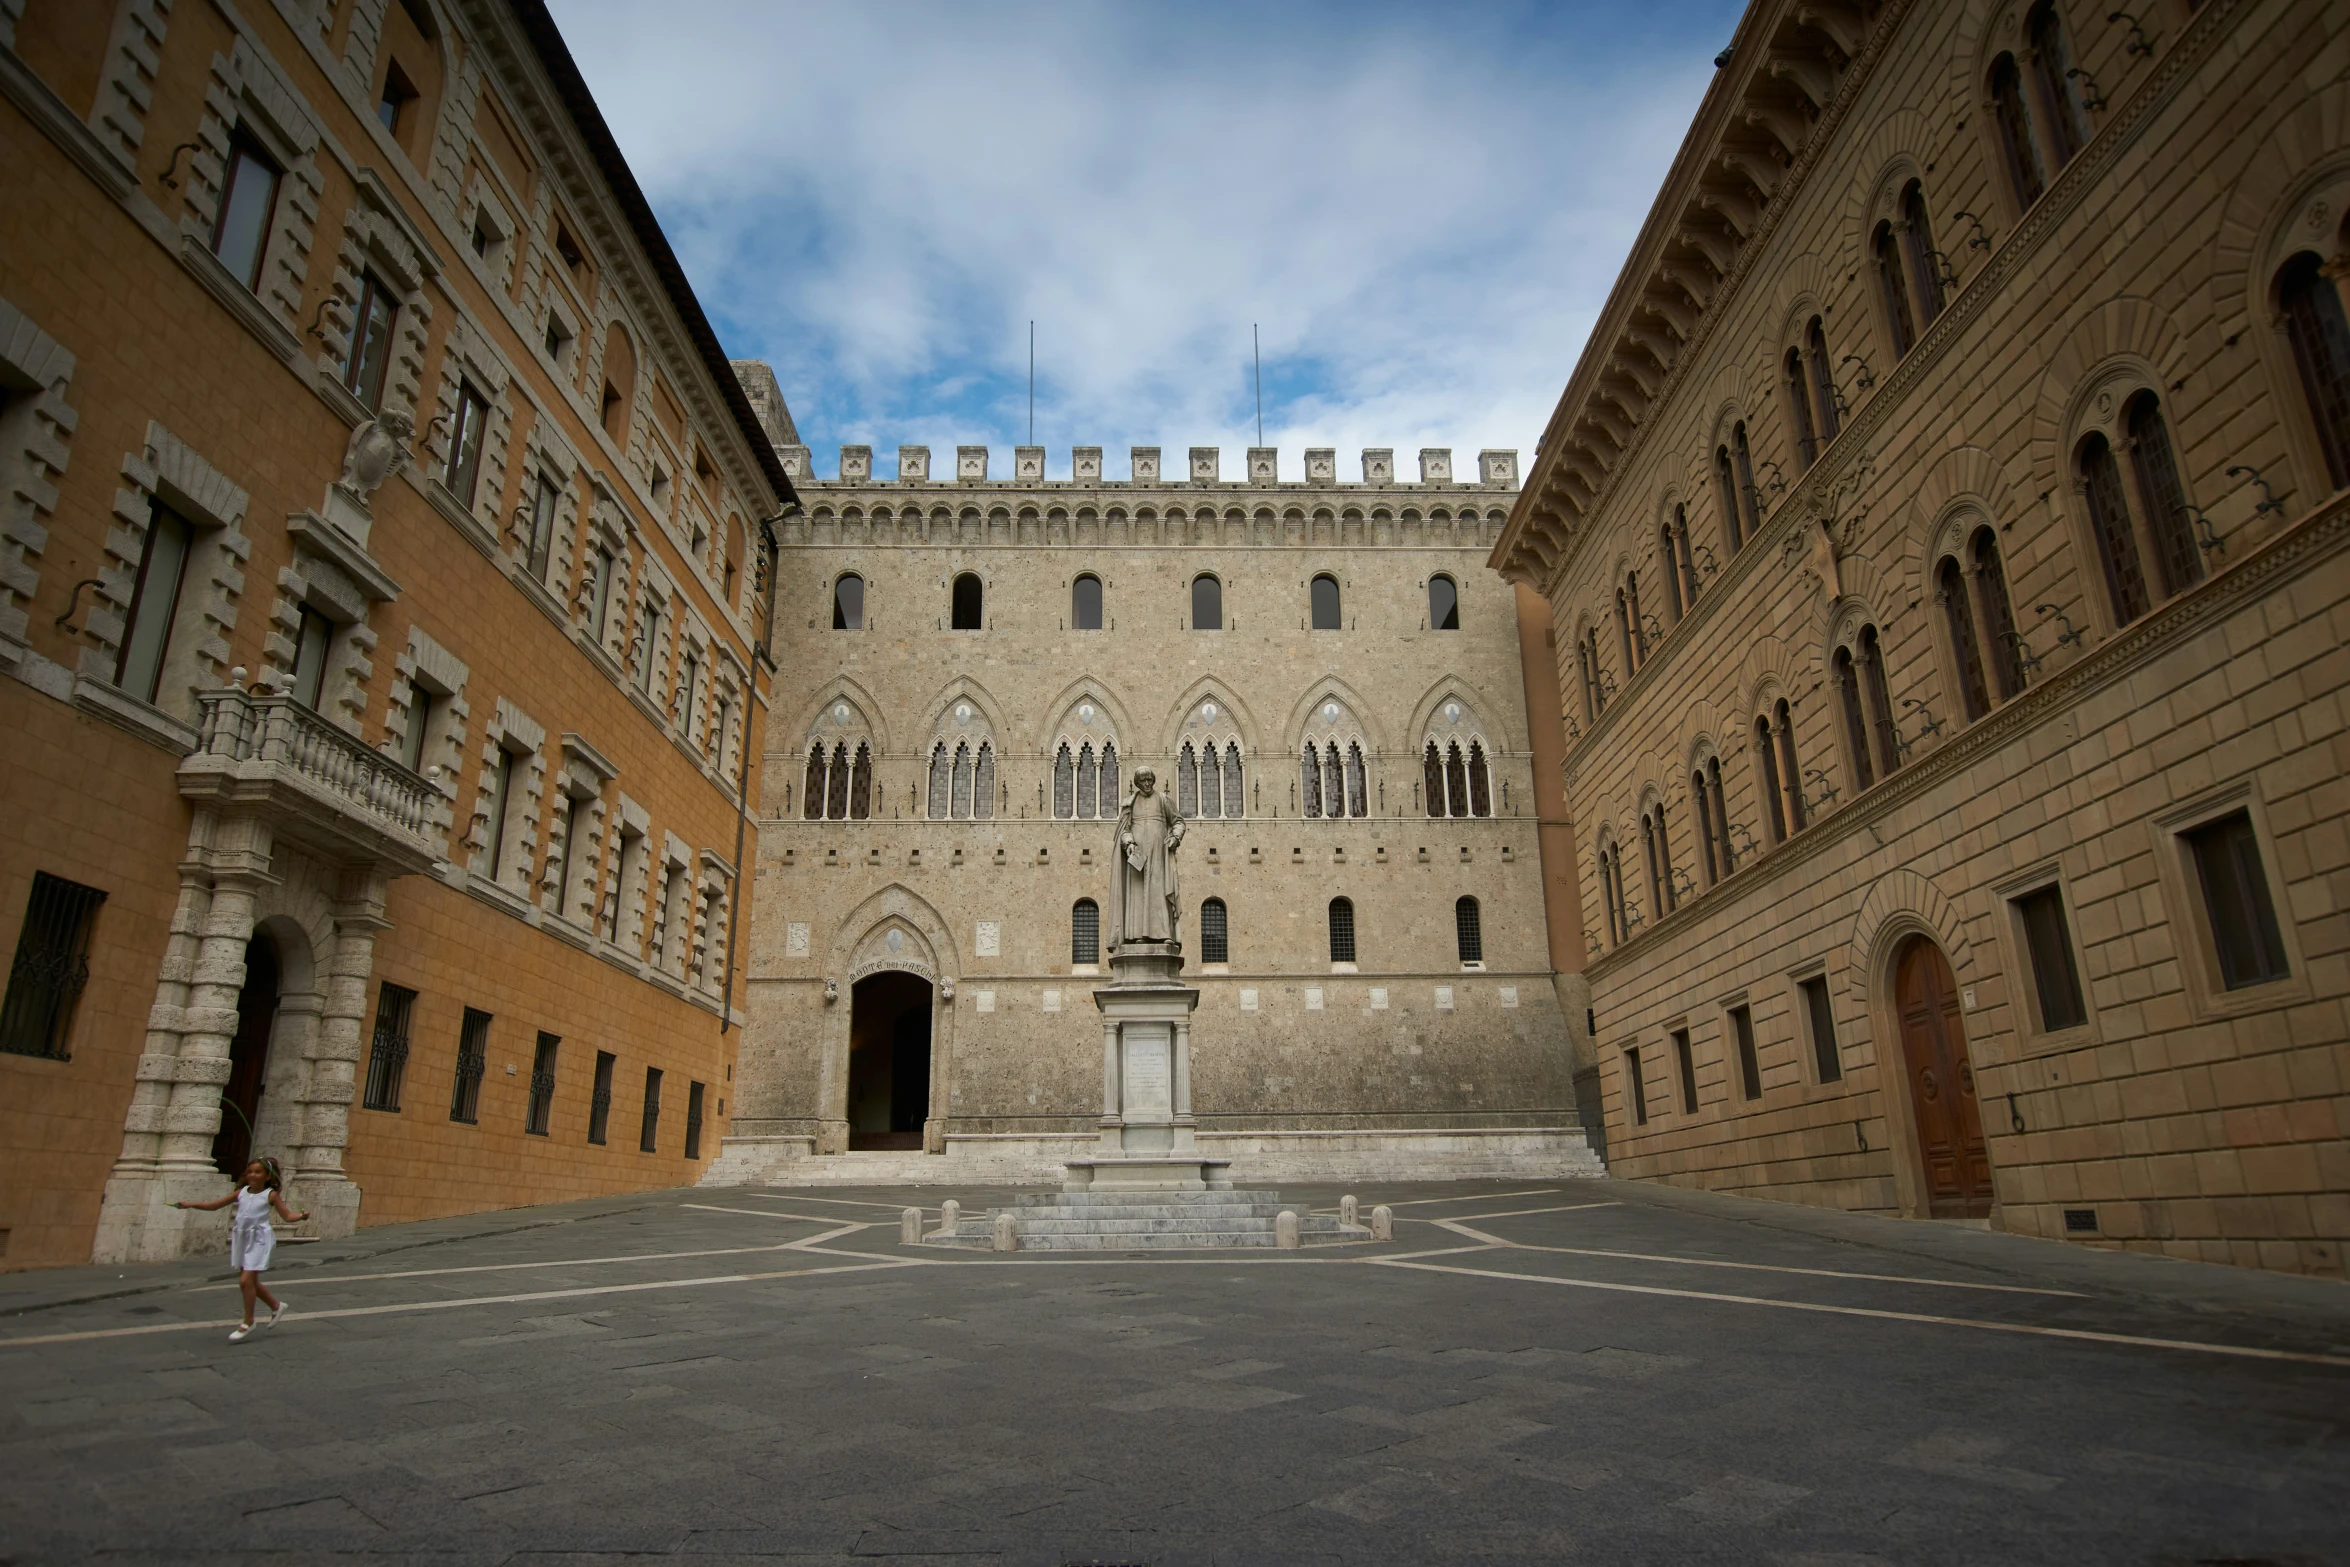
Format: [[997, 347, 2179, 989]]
[[847, 972, 933, 1150], [1893, 936, 1994, 1218]]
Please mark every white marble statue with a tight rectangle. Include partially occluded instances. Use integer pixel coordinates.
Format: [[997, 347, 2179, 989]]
[[1113, 768, 1184, 947]]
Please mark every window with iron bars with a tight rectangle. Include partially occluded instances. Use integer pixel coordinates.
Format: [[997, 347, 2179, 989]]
[[450, 1006, 491, 1124], [588, 1049, 615, 1144], [640, 1066, 663, 1153], [0, 873, 106, 1061], [361, 982, 416, 1110], [526, 1032, 559, 1136], [685, 1079, 706, 1159]]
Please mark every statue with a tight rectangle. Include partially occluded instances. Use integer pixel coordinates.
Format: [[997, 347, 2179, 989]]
[[1112, 768, 1184, 947]]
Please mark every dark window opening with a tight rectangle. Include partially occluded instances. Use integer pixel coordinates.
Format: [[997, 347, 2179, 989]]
[[2280, 250, 2350, 489], [833, 573, 865, 630], [1455, 896, 1483, 965], [343, 272, 398, 410], [291, 605, 334, 710], [1192, 574, 1223, 630], [1072, 898, 1100, 966], [116, 502, 193, 704], [526, 1033, 559, 1136], [1624, 1047, 1649, 1126], [361, 981, 415, 1111], [1201, 898, 1229, 964], [450, 1006, 490, 1124], [588, 1049, 615, 1144], [1429, 574, 1459, 630], [2127, 392, 2201, 597], [1730, 1005, 1761, 1101], [1673, 1029, 1698, 1115], [1328, 897, 1356, 964], [685, 1080, 706, 1159], [0, 873, 106, 1060], [1310, 574, 1342, 630], [2186, 812, 2290, 990], [377, 59, 418, 136], [1990, 54, 2046, 207], [1073, 573, 1103, 629], [445, 381, 490, 504], [951, 572, 983, 629], [210, 134, 282, 291], [2080, 431, 2148, 623], [640, 1066, 662, 1153], [2016, 886, 2088, 1031], [1800, 975, 1841, 1083]]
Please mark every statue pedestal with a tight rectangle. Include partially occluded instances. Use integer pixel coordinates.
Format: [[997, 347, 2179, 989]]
[[1065, 941, 1231, 1192]]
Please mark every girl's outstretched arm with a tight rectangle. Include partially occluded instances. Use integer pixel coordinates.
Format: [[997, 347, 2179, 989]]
[[172, 1192, 236, 1211], [270, 1192, 309, 1223]]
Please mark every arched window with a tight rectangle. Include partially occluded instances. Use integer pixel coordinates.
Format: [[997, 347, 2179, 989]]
[[802, 743, 824, 820], [1327, 897, 1357, 964], [1053, 742, 1075, 819], [1072, 899, 1100, 966], [1345, 743, 1367, 819], [1429, 574, 1460, 630], [1310, 573, 1342, 630], [1467, 742, 1491, 817], [1713, 445, 1743, 553], [1990, 54, 2046, 209], [1597, 844, 1620, 945], [972, 741, 994, 819], [1220, 742, 1239, 819], [1755, 715, 1787, 844], [825, 741, 850, 819], [1732, 423, 1760, 538], [1444, 742, 1469, 820], [1705, 757, 1731, 876], [1101, 741, 1120, 816], [1615, 587, 1636, 675], [832, 573, 864, 630], [926, 742, 950, 819], [1974, 528, 2025, 700], [1641, 803, 1673, 914], [950, 741, 973, 819], [1860, 626, 1899, 778], [1901, 183, 1946, 324], [1422, 741, 1444, 818], [1807, 318, 1841, 442], [1200, 897, 1229, 964], [1191, 574, 1222, 630], [1072, 573, 1103, 630], [1576, 634, 1599, 724], [951, 572, 983, 630], [849, 742, 872, 820], [2026, 1, 2088, 168], [1671, 505, 1698, 613], [1659, 522, 1685, 622], [1692, 768, 1719, 885], [1301, 744, 1323, 818], [1939, 555, 1992, 722], [1776, 699, 1806, 831], [1198, 742, 1222, 819], [1180, 742, 1201, 815], [1785, 347, 1820, 467], [2127, 391, 2201, 596], [2079, 431, 2149, 623], [1835, 647, 1877, 793], [1874, 220, 1917, 359], [1626, 573, 1646, 664], [1455, 896, 1483, 965], [1321, 743, 1345, 821], [2280, 251, 2350, 489], [1076, 742, 1098, 820]]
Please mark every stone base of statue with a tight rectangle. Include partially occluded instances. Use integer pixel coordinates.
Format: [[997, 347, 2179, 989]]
[[1065, 940, 1232, 1192]]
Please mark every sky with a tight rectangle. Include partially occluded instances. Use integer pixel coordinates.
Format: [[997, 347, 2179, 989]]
[[549, 0, 1746, 483]]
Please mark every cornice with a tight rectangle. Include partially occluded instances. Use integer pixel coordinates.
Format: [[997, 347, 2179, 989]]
[[1583, 482, 2350, 979]]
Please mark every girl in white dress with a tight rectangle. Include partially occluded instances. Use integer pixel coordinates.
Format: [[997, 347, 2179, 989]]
[[174, 1157, 307, 1342]]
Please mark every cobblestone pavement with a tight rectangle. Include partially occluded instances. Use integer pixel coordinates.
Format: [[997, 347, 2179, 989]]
[[2, 1178, 2345, 1565]]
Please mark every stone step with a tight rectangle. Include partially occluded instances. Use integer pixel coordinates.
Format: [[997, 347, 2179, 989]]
[[1007, 1203, 1288, 1221]]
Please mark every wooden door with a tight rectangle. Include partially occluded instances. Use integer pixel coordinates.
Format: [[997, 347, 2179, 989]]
[[211, 933, 278, 1176], [1894, 937, 1993, 1217]]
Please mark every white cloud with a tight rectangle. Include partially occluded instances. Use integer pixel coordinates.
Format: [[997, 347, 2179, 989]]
[[551, 0, 1733, 477]]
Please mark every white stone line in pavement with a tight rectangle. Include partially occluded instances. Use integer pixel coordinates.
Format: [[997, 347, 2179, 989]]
[[0, 1255, 922, 1348], [1369, 1257, 2350, 1369], [230, 1221, 873, 1290], [1376, 1188, 1563, 1207], [741, 1193, 935, 1211], [1432, 1221, 2084, 1297], [680, 1204, 872, 1223], [1425, 1203, 1622, 1223]]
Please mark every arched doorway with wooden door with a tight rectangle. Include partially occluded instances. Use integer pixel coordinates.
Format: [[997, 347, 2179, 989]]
[[1892, 935, 1994, 1218], [846, 972, 933, 1150], [212, 930, 280, 1176]]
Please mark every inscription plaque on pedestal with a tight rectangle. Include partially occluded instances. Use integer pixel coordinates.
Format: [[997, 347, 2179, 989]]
[[1124, 1031, 1171, 1119]]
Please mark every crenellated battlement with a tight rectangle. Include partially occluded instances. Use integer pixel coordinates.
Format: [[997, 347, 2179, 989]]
[[777, 443, 1519, 490]]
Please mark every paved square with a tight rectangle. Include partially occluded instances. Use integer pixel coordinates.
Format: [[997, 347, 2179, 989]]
[[2, 1180, 2345, 1564]]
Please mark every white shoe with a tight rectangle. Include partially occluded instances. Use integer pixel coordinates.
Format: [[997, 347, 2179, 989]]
[[267, 1303, 285, 1328], [229, 1325, 252, 1342]]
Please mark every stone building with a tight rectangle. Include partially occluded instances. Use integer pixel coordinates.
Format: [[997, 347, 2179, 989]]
[[1494, 0, 2350, 1273], [713, 437, 1598, 1184], [0, 0, 791, 1266]]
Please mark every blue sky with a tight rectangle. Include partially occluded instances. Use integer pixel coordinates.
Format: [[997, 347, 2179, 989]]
[[550, 0, 1745, 481]]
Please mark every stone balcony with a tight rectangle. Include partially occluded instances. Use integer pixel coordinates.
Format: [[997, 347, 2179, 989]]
[[178, 688, 441, 876]]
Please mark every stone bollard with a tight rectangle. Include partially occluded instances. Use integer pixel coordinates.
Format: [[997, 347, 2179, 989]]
[[1371, 1204, 1393, 1241], [1276, 1210, 1301, 1250], [901, 1207, 923, 1244], [993, 1212, 1018, 1252], [935, 1198, 960, 1239], [1340, 1194, 1359, 1228]]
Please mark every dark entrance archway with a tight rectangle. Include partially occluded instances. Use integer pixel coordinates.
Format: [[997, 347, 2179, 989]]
[[847, 972, 932, 1150], [1893, 935, 1994, 1218], [212, 930, 280, 1176]]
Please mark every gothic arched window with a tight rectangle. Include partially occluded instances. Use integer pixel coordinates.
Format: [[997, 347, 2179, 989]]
[[1179, 742, 1200, 815], [2280, 250, 2350, 489], [1310, 574, 1342, 630], [1321, 743, 1344, 821], [1990, 54, 2046, 209], [1072, 573, 1103, 630], [950, 741, 973, 819], [832, 572, 864, 630], [1429, 574, 1460, 630], [825, 741, 850, 819], [1444, 742, 1469, 820], [1076, 742, 1098, 820], [1222, 743, 1241, 818], [951, 572, 983, 630], [926, 742, 950, 819], [1198, 742, 1223, 820], [1191, 574, 1222, 630], [1101, 741, 1120, 817], [803, 743, 825, 820], [1345, 743, 1367, 819], [1053, 742, 1075, 820], [849, 742, 872, 820], [2080, 431, 2149, 623], [1299, 745, 1320, 818], [971, 741, 994, 820], [1423, 741, 1445, 819], [1467, 742, 1491, 817]]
